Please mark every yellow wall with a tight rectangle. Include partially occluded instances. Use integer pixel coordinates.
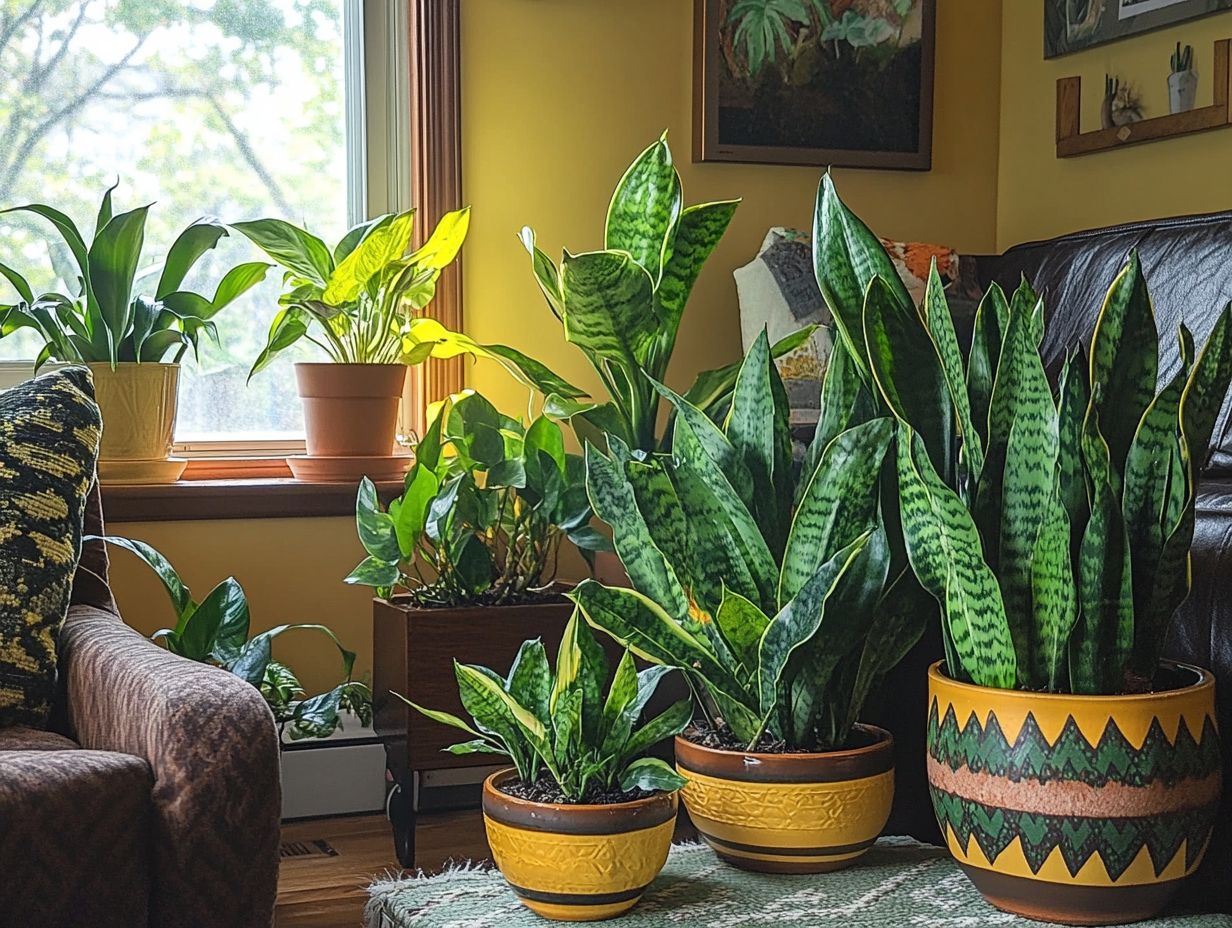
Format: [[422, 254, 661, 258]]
[[997, 6, 1232, 249], [111, 0, 1004, 692]]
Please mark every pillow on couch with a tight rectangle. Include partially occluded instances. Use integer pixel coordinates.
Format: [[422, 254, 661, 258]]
[[0, 367, 102, 728]]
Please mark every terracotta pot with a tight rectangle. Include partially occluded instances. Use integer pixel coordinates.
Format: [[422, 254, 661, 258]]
[[481, 768, 677, 921], [927, 660, 1221, 925], [294, 362, 407, 457], [86, 362, 186, 484], [674, 725, 894, 873]]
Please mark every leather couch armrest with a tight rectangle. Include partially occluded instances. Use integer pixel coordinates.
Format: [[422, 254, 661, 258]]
[[59, 605, 280, 928]]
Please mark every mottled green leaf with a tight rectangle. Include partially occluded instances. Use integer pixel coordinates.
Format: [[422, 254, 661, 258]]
[[561, 250, 657, 367], [619, 756, 687, 794], [604, 133, 682, 283], [1032, 475, 1077, 692], [924, 261, 983, 479], [967, 284, 1008, 447]]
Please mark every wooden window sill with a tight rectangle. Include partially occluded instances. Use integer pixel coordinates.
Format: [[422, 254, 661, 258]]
[[101, 476, 405, 523]]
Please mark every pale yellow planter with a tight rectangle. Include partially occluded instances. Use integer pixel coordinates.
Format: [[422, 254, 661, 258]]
[[87, 362, 186, 484]]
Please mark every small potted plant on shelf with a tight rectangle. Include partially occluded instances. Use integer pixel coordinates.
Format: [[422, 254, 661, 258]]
[[97, 535, 371, 739], [346, 390, 609, 866], [0, 183, 270, 484], [234, 206, 487, 482], [401, 611, 689, 921], [812, 177, 1231, 924], [572, 331, 924, 873], [1169, 42, 1198, 114]]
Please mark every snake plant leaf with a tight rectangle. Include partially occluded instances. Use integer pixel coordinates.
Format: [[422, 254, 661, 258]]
[[780, 417, 893, 605], [655, 378, 751, 493], [89, 204, 149, 355], [550, 613, 583, 715], [812, 174, 913, 379], [550, 686, 583, 770], [756, 530, 873, 720], [1180, 302, 1232, 474], [655, 199, 740, 342], [1088, 251, 1160, 481], [998, 299, 1060, 681], [801, 333, 877, 490], [585, 443, 690, 620], [1032, 475, 1078, 692], [603, 665, 678, 760], [1072, 414, 1135, 693], [896, 424, 1016, 689], [1056, 349, 1090, 559], [863, 275, 955, 487], [967, 283, 1009, 448], [714, 587, 771, 677], [518, 226, 565, 321], [157, 220, 227, 299], [620, 756, 688, 794], [561, 249, 657, 367], [923, 261, 984, 480], [1007, 277, 1043, 347], [620, 697, 693, 764], [391, 693, 488, 742], [456, 662, 550, 748], [599, 653, 644, 752], [576, 615, 611, 745], [506, 638, 552, 725], [623, 455, 709, 609], [604, 132, 682, 284], [725, 330, 794, 556], [680, 325, 817, 418]]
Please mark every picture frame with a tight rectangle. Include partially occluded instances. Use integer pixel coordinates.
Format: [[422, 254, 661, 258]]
[[692, 0, 936, 170], [1045, 0, 1232, 58]]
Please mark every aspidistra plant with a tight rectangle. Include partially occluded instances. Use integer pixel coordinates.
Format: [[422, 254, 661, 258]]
[[518, 132, 814, 453], [813, 175, 1232, 695], [571, 332, 926, 752], [401, 612, 690, 802]]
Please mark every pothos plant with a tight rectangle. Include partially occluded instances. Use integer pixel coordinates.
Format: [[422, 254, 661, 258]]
[[812, 175, 1232, 695], [346, 391, 609, 607], [0, 182, 269, 367], [97, 536, 370, 739], [401, 611, 689, 802], [570, 331, 925, 752], [518, 133, 813, 453]]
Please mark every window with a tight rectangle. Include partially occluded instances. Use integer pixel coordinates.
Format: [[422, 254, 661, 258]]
[[0, 0, 409, 450]]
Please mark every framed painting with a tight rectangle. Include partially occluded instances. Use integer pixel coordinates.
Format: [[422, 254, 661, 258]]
[[693, 0, 936, 170], [1046, 0, 1232, 58]]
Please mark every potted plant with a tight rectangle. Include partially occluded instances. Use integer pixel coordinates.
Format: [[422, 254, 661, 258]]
[[1169, 42, 1198, 114], [346, 390, 610, 866], [0, 183, 270, 483], [400, 610, 690, 920], [812, 176, 1230, 923], [234, 207, 490, 482], [571, 331, 924, 873], [95, 535, 371, 740]]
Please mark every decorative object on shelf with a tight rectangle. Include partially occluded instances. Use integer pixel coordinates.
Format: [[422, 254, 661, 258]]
[[0, 183, 270, 484], [1170, 41, 1200, 112], [574, 330, 922, 872], [1046, 0, 1232, 58], [1057, 39, 1231, 156], [98, 535, 371, 741], [807, 177, 1232, 922], [398, 612, 689, 920], [1102, 74, 1146, 127], [693, 0, 936, 168]]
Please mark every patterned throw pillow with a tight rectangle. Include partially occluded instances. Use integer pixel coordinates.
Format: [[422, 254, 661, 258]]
[[0, 367, 102, 728]]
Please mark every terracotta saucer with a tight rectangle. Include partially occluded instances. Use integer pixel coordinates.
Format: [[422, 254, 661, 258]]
[[287, 453, 412, 484], [98, 457, 189, 486]]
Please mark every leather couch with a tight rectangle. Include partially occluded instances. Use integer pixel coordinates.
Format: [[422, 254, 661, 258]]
[[0, 487, 282, 928], [871, 209, 1232, 913]]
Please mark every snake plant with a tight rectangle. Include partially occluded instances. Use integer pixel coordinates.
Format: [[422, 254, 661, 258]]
[[814, 175, 1232, 695], [571, 331, 925, 752], [517, 133, 814, 453], [400, 611, 690, 802]]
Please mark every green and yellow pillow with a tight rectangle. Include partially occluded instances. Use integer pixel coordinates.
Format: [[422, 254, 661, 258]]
[[0, 367, 102, 728]]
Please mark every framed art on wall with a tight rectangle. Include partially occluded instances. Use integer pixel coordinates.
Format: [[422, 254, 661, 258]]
[[693, 0, 936, 170], [1045, 0, 1232, 58]]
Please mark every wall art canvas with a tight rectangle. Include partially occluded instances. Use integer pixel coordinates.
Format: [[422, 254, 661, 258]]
[[1045, 0, 1232, 58], [693, 0, 936, 169]]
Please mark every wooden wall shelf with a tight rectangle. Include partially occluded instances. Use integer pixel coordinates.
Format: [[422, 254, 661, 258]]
[[1056, 39, 1230, 158]]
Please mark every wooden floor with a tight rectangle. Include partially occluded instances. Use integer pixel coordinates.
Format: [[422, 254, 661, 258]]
[[276, 810, 491, 928]]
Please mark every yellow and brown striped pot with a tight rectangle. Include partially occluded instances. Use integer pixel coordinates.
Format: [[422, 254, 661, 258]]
[[481, 770, 677, 921], [927, 661, 1221, 926], [674, 725, 894, 873]]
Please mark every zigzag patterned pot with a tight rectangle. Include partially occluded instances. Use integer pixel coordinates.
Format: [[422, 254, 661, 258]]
[[674, 726, 894, 873], [926, 661, 1221, 925]]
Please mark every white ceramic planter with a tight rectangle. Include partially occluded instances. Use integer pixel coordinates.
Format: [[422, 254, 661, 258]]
[[1169, 69, 1198, 114], [86, 362, 186, 484]]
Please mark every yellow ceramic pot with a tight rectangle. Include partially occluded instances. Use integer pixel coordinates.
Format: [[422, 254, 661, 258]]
[[481, 769, 677, 921], [927, 661, 1221, 925], [674, 725, 894, 873], [87, 362, 185, 483]]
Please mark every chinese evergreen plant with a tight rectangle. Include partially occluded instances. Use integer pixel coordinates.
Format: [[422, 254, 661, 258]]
[[0, 182, 269, 367], [97, 536, 370, 740], [518, 133, 813, 453], [346, 391, 609, 607], [402, 611, 689, 802], [813, 175, 1232, 695], [571, 331, 924, 752]]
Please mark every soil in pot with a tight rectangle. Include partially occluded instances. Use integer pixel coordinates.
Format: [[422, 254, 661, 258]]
[[674, 724, 895, 874], [482, 769, 677, 921], [497, 776, 654, 806], [926, 660, 1221, 926]]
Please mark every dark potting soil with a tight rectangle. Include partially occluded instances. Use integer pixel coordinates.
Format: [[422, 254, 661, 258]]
[[398, 585, 570, 610], [682, 724, 875, 755], [497, 776, 654, 806]]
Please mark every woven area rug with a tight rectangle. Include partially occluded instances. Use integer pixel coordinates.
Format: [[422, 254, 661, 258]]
[[364, 837, 1230, 927]]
